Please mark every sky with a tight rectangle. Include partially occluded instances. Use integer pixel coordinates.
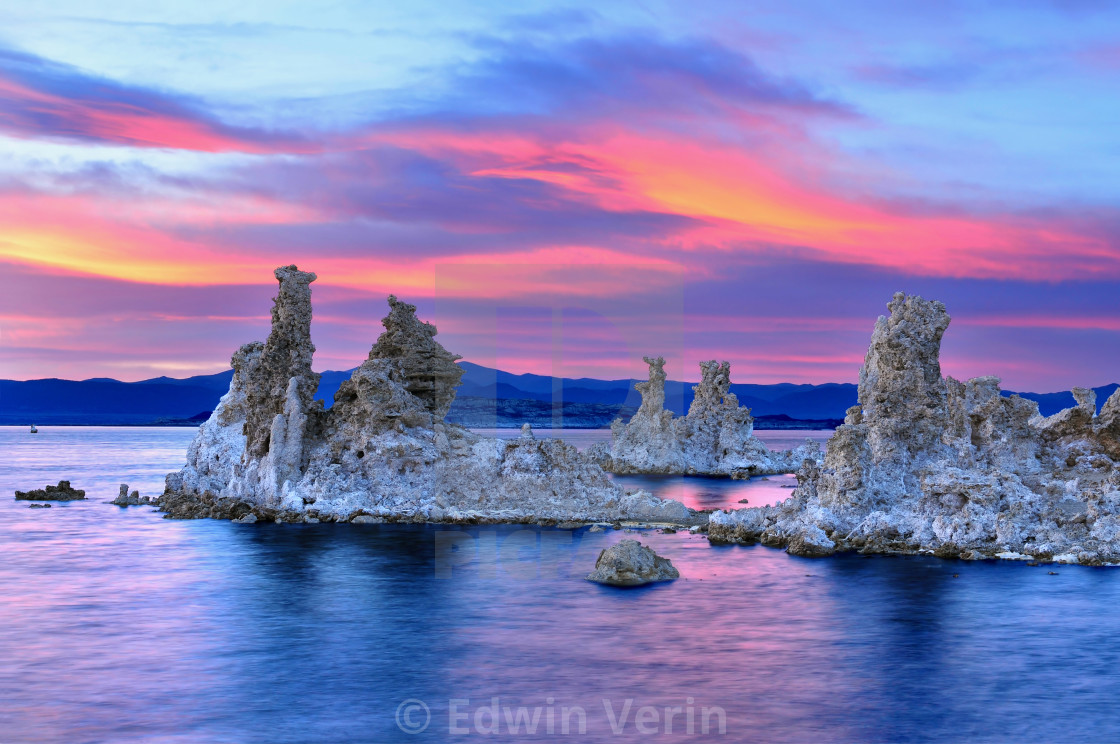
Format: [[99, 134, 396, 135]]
[[1, 1, 1119, 391]]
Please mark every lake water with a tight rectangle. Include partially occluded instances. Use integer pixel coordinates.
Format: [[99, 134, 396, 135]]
[[2, 426, 1119, 743]]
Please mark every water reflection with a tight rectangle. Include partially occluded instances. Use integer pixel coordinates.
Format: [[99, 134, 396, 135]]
[[612, 472, 799, 510], [2, 428, 1119, 743]]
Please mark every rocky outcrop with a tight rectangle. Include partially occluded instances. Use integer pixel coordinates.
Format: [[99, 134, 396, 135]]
[[586, 539, 680, 586], [366, 295, 464, 419], [243, 265, 320, 460], [111, 484, 152, 506], [15, 480, 85, 501], [710, 292, 1120, 565], [587, 357, 820, 477], [162, 266, 693, 527]]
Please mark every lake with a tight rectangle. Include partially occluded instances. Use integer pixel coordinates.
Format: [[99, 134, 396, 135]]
[[1, 426, 1117, 743]]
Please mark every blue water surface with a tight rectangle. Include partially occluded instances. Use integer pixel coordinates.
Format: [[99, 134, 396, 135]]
[[0, 427, 1117, 743]]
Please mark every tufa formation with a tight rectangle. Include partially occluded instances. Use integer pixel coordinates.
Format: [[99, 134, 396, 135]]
[[161, 266, 694, 526], [15, 480, 86, 501], [588, 357, 820, 477], [710, 293, 1120, 565]]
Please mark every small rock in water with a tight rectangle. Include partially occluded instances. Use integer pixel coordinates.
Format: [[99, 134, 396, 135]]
[[15, 480, 86, 501], [588, 525, 605, 533], [557, 521, 584, 530], [586, 539, 680, 586], [738, 499, 749, 504], [28, 503, 52, 509], [233, 513, 258, 524], [111, 484, 152, 506], [661, 527, 677, 534], [351, 515, 378, 524], [611, 521, 622, 531]]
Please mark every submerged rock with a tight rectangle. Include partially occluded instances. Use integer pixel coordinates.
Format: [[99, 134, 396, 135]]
[[587, 357, 820, 477], [28, 503, 51, 509], [710, 292, 1120, 565], [586, 539, 680, 586], [15, 481, 85, 501], [162, 266, 693, 527], [111, 484, 152, 506]]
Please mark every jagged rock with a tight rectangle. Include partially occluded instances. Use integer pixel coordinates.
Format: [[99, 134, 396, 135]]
[[28, 503, 51, 509], [710, 292, 1120, 565], [587, 357, 820, 476], [15, 480, 85, 501], [242, 265, 321, 461], [162, 266, 694, 527], [367, 295, 464, 419], [586, 539, 680, 586], [111, 484, 152, 506]]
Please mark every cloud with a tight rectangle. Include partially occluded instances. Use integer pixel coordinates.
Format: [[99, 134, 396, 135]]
[[855, 61, 985, 89], [1079, 42, 1120, 70], [2, 23, 1120, 388], [397, 31, 854, 130], [0, 47, 315, 152]]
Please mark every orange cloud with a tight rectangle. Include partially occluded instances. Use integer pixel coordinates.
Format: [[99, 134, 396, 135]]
[[374, 125, 1118, 282]]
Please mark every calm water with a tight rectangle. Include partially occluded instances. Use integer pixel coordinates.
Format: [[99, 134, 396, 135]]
[[2, 427, 1119, 743]]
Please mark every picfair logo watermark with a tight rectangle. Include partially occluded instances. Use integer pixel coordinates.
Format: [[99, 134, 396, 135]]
[[434, 527, 615, 580]]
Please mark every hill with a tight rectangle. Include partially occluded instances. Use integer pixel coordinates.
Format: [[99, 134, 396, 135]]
[[1, 362, 1109, 428]]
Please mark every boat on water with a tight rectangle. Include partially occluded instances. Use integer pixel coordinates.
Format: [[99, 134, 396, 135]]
[[29, 425, 37, 434]]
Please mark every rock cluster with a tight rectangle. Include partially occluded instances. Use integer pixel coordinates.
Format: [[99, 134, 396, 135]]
[[586, 539, 681, 586], [161, 266, 692, 526], [111, 484, 152, 506], [710, 292, 1120, 565], [587, 357, 819, 477], [15, 480, 86, 501]]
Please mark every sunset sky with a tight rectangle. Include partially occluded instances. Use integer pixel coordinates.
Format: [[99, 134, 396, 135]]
[[1, 1, 1119, 390]]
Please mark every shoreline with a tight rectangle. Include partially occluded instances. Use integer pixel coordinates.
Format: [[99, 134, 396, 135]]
[[0, 422, 841, 431]]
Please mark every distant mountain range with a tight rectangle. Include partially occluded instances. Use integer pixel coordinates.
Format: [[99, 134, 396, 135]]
[[0, 361, 1114, 429]]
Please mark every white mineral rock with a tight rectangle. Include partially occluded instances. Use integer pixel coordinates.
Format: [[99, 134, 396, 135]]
[[162, 266, 693, 526], [710, 292, 1120, 565], [587, 356, 820, 477]]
